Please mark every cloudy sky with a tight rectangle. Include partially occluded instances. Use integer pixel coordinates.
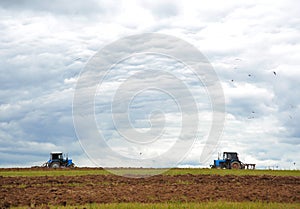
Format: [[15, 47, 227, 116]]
[[0, 0, 299, 169]]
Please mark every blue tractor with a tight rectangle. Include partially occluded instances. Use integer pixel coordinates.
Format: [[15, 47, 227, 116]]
[[44, 152, 75, 168], [211, 152, 248, 169]]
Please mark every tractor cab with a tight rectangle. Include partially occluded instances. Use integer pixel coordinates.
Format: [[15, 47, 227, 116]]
[[50, 152, 64, 161], [223, 152, 239, 161]]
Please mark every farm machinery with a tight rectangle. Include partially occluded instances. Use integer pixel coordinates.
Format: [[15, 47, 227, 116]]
[[211, 152, 255, 169], [42, 152, 75, 168]]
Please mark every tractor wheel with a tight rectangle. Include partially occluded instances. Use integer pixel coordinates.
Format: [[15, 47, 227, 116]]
[[50, 162, 60, 168], [231, 161, 241, 169], [68, 163, 75, 168]]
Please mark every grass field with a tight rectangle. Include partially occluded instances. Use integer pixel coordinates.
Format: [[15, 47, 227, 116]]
[[13, 202, 300, 209], [1, 167, 299, 177]]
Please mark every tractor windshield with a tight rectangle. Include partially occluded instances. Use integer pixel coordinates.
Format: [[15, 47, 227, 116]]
[[224, 152, 238, 160], [51, 153, 63, 160]]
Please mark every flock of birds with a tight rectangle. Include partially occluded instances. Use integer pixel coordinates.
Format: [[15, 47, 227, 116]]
[[230, 58, 297, 121], [231, 58, 280, 119]]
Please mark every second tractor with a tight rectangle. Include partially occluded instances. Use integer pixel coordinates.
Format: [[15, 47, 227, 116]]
[[211, 152, 255, 169]]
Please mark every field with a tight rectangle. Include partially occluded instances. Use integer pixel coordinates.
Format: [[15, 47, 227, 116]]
[[1, 168, 299, 208]]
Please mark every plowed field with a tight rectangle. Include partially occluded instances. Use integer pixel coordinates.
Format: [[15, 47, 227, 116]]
[[1, 170, 299, 208]]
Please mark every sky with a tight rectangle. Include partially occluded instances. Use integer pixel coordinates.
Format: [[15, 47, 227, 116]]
[[0, 0, 299, 169]]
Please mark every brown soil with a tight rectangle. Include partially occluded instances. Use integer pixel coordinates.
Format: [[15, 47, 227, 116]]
[[0, 172, 299, 207]]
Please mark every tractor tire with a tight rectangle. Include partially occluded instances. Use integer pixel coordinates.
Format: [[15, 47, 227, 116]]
[[68, 163, 75, 168], [230, 161, 241, 169], [49, 162, 60, 168]]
